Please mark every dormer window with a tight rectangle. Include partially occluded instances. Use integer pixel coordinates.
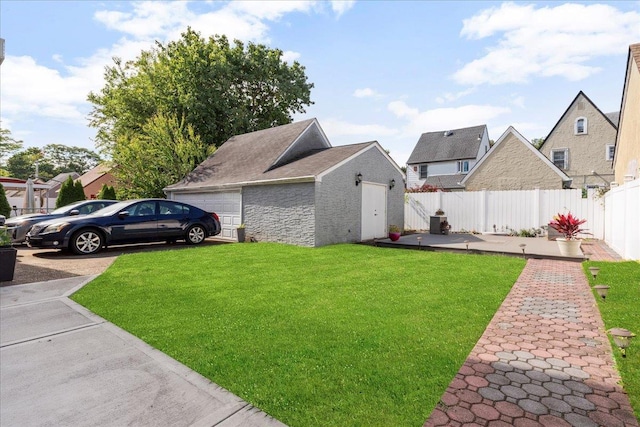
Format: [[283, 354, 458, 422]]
[[575, 117, 587, 135]]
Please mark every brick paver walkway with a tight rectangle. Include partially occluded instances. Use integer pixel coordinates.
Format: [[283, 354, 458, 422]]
[[582, 240, 623, 262], [424, 259, 638, 427]]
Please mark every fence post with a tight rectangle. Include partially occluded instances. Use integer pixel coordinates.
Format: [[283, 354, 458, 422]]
[[481, 189, 487, 233]]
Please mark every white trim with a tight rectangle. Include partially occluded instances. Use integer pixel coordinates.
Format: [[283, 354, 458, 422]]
[[316, 141, 405, 182], [551, 148, 569, 170], [606, 144, 615, 161], [574, 116, 588, 135], [271, 119, 331, 167], [461, 126, 571, 185]]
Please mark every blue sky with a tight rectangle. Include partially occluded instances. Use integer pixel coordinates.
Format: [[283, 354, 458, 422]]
[[1, 1, 639, 166]]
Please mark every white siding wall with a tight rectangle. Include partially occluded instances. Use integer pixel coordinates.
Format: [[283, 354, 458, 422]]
[[407, 161, 468, 188], [405, 189, 605, 239], [604, 179, 640, 260]]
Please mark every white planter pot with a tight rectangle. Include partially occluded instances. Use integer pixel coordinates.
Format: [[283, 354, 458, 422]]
[[556, 238, 582, 257]]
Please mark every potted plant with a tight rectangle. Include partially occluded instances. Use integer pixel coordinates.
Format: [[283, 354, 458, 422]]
[[388, 225, 402, 241], [236, 223, 246, 243], [0, 226, 17, 282], [548, 212, 587, 257]]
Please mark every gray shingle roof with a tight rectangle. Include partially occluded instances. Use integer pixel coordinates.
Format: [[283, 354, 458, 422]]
[[605, 111, 620, 128], [419, 175, 466, 190], [165, 119, 376, 190], [407, 125, 487, 164]]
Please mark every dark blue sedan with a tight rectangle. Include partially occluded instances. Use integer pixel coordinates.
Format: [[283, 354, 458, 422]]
[[26, 199, 221, 255]]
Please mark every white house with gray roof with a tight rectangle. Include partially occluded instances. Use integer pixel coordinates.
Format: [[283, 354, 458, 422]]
[[164, 119, 405, 247], [406, 125, 490, 191]]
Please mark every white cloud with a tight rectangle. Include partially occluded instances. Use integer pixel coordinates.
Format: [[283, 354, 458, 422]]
[[435, 88, 476, 104], [331, 1, 356, 17], [281, 50, 301, 63], [1, 56, 90, 123], [455, 2, 640, 85], [322, 118, 398, 138], [353, 88, 379, 98], [388, 100, 511, 136], [1, 1, 342, 126]]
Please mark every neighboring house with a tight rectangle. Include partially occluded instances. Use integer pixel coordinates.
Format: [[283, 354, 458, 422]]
[[406, 125, 490, 191], [165, 119, 405, 247], [461, 127, 571, 191], [539, 91, 618, 189], [44, 172, 80, 199], [76, 164, 115, 199], [613, 42, 640, 184]]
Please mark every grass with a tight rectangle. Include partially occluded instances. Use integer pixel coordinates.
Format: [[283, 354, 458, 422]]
[[71, 243, 525, 426], [584, 261, 640, 420]]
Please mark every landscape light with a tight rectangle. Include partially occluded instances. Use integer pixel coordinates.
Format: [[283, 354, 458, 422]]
[[593, 285, 610, 300], [608, 328, 635, 358]]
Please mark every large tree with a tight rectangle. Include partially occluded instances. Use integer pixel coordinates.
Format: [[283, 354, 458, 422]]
[[113, 112, 210, 199], [88, 27, 314, 155]]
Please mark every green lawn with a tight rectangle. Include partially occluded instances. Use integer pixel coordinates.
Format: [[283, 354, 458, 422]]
[[71, 243, 525, 426], [584, 261, 640, 420]]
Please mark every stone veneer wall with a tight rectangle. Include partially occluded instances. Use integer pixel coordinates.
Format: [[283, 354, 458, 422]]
[[242, 182, 316, 247]]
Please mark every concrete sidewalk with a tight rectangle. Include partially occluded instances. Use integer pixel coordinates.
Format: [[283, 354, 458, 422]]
[[0, 276, 286, 427], [424, 259, 638, 427]]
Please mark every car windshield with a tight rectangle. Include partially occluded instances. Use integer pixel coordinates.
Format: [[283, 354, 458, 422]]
[[50, 201, 87, 215], [95, 201, 138, 216]]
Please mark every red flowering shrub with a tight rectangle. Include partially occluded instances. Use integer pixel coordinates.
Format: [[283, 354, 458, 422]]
[[549, 212, 587, 240]]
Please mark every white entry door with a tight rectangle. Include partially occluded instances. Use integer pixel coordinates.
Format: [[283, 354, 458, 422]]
[[171, 192, 242, 240], [361, 182, 387, 240]]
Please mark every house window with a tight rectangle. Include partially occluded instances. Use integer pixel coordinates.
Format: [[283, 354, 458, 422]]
[[606, 144, 615, 161], [457, 160, 469, 173], [419, 165, 428, 179], [551, 149, 569, 169], [575, 117, 587, 135]]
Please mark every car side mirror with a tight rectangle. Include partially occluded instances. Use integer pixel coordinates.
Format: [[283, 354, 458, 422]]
[[118, 211, 130, 219], [69, 209, 80, 216]]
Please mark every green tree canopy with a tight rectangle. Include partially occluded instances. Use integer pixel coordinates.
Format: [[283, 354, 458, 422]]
[[97, 184, 117, 200], [0, 183, 11, 218], [56, 176, 85, 208], [1, 128, 24, 167], [113, 112, 210, 198], [5, 144, 101, 180], [88, 27, 314, 156]]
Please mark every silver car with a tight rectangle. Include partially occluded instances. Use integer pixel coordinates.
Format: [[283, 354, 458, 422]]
[[5, 200, 118, 243]]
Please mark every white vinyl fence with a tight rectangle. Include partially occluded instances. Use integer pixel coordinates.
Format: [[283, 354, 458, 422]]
[[405, 189, 605, 240], [604, 179, 640, 260]]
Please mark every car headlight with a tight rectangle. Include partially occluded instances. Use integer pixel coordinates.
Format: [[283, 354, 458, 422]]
[[41, 222, 70, 234]]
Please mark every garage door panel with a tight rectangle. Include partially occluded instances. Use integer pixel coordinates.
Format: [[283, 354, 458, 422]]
[[172, 192, 241, 240]]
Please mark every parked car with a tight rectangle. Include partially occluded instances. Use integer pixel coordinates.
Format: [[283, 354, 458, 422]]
[[4, 200, 119, 244], [26, 199, 221, 255], [0, 214, 5, 226]]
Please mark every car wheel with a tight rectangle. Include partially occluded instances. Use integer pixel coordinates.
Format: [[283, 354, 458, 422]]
[[71, 229, 103, 255], [186, 225, 206, 245]]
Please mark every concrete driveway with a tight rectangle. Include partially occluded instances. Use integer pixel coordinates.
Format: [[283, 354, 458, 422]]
[[4, 239, 229, 287], [1, 242, 286, 427]]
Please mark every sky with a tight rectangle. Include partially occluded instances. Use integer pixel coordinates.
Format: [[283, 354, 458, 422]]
[[1, 1, 639, 167]]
